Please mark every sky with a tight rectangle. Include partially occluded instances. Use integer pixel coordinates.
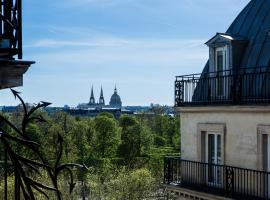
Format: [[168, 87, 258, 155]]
[[1, 0, 250, 107]]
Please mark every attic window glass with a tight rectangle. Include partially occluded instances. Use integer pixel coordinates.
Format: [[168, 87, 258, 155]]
[[215, 46, 228, 96], [217, 51, 223, 72], [215, 47, 228, 72]]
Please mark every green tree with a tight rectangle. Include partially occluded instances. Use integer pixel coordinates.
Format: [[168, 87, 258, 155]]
[[69, 120, 91, 164], [94, 115, 120, 158], [98, 112, 115, 119], [86, 166, 155, 200], [109, 168, 155, 200], [40, 122, 77, 163], [118, 115, 153, 158]]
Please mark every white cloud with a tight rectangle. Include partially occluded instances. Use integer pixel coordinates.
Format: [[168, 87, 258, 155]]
[[25, 38, 128, 48], [26, 37, 206, 48], [26, 37, 208, 69], [58, 0, 132, 7]]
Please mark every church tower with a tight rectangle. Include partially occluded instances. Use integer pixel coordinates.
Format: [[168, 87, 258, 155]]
[[99, 86, 105, 106], [89, 86, 95, 105]]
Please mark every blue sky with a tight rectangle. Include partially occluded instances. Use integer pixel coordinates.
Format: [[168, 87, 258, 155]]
[[1, 0, 250, 106]]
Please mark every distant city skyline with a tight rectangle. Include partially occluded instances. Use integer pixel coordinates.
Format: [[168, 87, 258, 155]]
[[78, 85, 122, 108], [0, 0, 249, 106]]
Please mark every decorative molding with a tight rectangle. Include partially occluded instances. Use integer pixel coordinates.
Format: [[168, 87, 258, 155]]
[[257, 124, 270, 171], [176, 106, 270, 113]]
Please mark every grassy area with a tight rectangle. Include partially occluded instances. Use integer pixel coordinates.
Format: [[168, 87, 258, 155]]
[[148, 146, 180, 157]]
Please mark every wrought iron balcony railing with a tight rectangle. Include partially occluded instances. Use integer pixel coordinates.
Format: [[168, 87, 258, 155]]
[[0, 90, 83, 200], [0, 0, 23, 59], [175, 67, 270, 106], [164, 157, 270, 199]]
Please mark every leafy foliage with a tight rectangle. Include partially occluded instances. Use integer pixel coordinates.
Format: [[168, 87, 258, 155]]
[[94, 115, 120, 158], [1, 92, 180, 199], [0, 90, 83, 200], [118, 115, 154, 159]]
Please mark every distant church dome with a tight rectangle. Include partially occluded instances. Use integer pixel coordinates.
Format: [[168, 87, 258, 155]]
[[109, 86, 122, 108]]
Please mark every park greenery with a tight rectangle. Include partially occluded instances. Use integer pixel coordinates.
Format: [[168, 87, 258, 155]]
[[0, 106, 180, 199]]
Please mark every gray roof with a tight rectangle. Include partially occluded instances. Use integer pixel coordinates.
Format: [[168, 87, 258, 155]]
[[204, 0, 270, 72], [205, 33, 247, 46], [192, 0, 270, 102]]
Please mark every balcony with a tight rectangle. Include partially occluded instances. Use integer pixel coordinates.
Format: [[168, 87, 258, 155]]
[[164, 157, 270, 199], [175, 67, 270, 106], [0, 0, 34, 89], [0, 0, 23, 59]]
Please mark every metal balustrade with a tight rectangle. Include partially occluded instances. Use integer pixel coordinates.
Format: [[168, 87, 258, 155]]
[[175, 67, 270, 106], [164, 157, 270, 199], [0, 0, 23, 59]]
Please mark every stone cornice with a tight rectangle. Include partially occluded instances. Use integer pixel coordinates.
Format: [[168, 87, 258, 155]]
[[175, 106, 270, 113]]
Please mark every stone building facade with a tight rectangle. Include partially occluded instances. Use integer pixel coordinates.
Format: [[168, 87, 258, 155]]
[[164, 0, 270, 199]]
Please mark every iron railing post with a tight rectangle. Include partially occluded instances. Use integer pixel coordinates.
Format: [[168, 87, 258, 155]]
[[164, 157, 169, 184], [4, 146, 7, 200], [17, 0, 23, 59], [164, 157, 167, 184], [232, 71, 236, 104]]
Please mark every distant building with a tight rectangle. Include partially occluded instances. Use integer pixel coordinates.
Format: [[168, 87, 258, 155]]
[[99, 87, 105, 106], [67, 107, 133, 118], [78, 85, 122, 109], [109, 86, 122, 108], [89, 86, 96, 106], [73, 85, 130, 117], [1, 106, 18, 113], [0, 86, 133, 118]]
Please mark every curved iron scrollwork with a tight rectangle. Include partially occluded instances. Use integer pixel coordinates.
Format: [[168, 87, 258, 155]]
[[0, 89, 83, 199]]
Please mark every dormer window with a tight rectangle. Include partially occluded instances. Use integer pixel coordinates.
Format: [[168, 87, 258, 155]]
[[215, 46, 228, 96], [206, 33, 248, 73], [205, 33, 248, 97]]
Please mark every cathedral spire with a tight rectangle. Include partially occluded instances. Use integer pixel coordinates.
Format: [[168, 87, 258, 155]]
[[91, 86, 94, 97], [99, 85, 105, 106], [100, 86, 104, 97], [89, 85, 95, 105]]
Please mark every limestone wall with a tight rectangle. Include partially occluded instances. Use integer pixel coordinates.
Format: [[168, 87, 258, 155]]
[[177, 106, 270, 170]]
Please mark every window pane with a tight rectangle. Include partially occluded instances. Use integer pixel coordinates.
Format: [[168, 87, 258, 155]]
[[217, 135, 221, 164], [208, 134, 215, 164], [217, 52, 223, 72]]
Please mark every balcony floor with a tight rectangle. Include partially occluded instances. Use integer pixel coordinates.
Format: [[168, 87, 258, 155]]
[[164, 184, 232, 200]]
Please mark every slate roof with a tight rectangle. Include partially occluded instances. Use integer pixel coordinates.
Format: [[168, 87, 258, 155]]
[[190, 0, 270, 104], [205, 33, 247, 46], [204, 0, 270, 72]]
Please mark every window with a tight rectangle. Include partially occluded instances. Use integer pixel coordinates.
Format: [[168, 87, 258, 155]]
[[258, 125, 270, 197], [206, 132, 222, 185], [215, 47, 228, 72], [197, 123, 225, 164], [215, 46, 228, 97], [197, 124, 226, 187]]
